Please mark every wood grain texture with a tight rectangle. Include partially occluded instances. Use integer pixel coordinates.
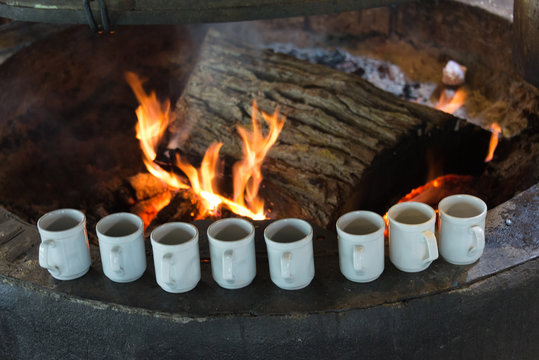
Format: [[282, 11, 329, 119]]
[[172, 29, 472, 227]]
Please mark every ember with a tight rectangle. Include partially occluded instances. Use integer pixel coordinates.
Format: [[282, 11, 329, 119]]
[[126, 73, 285, 226], [393, 174, 475, 207], [383, 174, 476, 234], [435, 88, 467, 114]]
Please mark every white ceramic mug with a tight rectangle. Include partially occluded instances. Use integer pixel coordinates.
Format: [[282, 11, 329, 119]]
[[264, 218, 315, 290], [96, 212, 146, 283], [151, 222, 201, 293], [207, 218, 256, 289], [438, 194, 487, 265], [37, 209, 91, 280], [336, 211, 385, 283], [388, 202, 439, 273]]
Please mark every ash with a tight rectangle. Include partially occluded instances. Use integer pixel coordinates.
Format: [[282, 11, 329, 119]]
[[268, 43, 436, 104]]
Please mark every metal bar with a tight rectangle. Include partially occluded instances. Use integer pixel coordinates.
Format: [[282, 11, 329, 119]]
[[82, 0, 98, 32], [0, 0, 416, 25]]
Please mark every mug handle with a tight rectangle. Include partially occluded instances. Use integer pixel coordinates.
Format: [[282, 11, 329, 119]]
[[422, 230, 439, 263], [39, 239, 61, 276], [223, 250, 234, 282], [353, 245, 364, 273], [110, 246, 124, 275], [161, 253, 175, 286], [468, 225, 485, 257], [281, 252, 292, 282]]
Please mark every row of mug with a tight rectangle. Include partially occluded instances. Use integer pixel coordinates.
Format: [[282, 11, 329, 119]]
[[37, 211, 316, 291], [37, 193, 487, 292], [339, 194, 487, 283]]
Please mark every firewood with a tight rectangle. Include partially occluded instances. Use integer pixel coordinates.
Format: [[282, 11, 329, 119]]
[[170, 29, 486, 228], [146, 190, 198, 234], [127, 173, 170, 202]]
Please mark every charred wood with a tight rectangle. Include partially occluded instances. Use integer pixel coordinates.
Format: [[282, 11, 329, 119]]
[[170, 29, 488, 227]]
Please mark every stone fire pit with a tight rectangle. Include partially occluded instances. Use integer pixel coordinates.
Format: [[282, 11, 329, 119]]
[[0, 0, 538, 358], [0, 185, 537, 358]]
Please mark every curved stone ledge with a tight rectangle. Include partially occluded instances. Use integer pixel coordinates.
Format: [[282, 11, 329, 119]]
[[0, 184, 537, 358]]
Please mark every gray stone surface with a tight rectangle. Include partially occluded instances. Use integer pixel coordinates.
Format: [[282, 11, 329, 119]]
[[0, 185, 537, 358], [1, 253, 538, 359], [0, 184, 537, 318]]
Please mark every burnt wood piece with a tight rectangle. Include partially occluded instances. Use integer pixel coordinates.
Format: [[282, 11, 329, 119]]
[[126, 173, 171, 203], [145, 190, 198, 235], [119, 174, 202, 235], [171, 29, 487, 227], [118, 173, 195, 232]]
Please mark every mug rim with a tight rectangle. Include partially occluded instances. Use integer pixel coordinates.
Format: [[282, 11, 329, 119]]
[[207, 218, 255, 246], [37, 208, 86, 238], [264, 218, 313, 249], [150, 222, 199, 250], [387, 202, 435, 229], [438, 194, 487, 222], [336, 210, 385, 241], [96, 212, 143, 244]]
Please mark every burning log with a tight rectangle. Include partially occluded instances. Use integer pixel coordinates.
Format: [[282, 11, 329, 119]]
[[115, 173, 172, 228], [118, 173, 201, 232], [169, 29, 486, 227], [127, 173, 170, 202], [392, 174, 477, 209], [145, 190, 199, 234]]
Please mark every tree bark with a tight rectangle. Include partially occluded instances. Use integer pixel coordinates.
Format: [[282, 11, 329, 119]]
[[171, 29, 483, 227]]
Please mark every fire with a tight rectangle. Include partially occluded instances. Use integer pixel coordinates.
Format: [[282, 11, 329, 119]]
[[383, 174, 475, 235], [135, 191, 173, 229], [435, 89, 466, 114], [233, 100, 285, 217], [484, 122, 502, 162], [175, 142, 224, 217], [395, 174, 456, 205], [125, 72, 285, 222], [125, 72, 189, 191]]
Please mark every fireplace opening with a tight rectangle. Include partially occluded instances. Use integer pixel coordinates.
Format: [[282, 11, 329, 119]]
[[0, 2, 537, 241]]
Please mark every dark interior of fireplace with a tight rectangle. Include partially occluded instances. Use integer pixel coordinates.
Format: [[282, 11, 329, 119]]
[[0, 1, 537, 243]]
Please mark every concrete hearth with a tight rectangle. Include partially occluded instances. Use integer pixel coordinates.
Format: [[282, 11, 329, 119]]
[[0, 184, 537, 359]]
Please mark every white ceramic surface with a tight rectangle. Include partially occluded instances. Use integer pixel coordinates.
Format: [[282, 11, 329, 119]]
[[264, 218, 314, 290], [37, 209, 91, 280], [336, 211, 385, 283], [151, 222, 200, 293], [388, 202, 439, 273], [438, 194, 487, 265], [207, 218, 256, 289], [96, 212, 146, 283]]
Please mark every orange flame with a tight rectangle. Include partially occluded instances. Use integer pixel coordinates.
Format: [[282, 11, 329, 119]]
[[125, 72, 284, 221], [135, 191, 173, 228], [233, 100, 285, 217], [435, 89, 466, 114], [383, 174, 474, 236], [175, 142, 224, 218], [484, 122, 502, 162], [125, 72, 189, 191]]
